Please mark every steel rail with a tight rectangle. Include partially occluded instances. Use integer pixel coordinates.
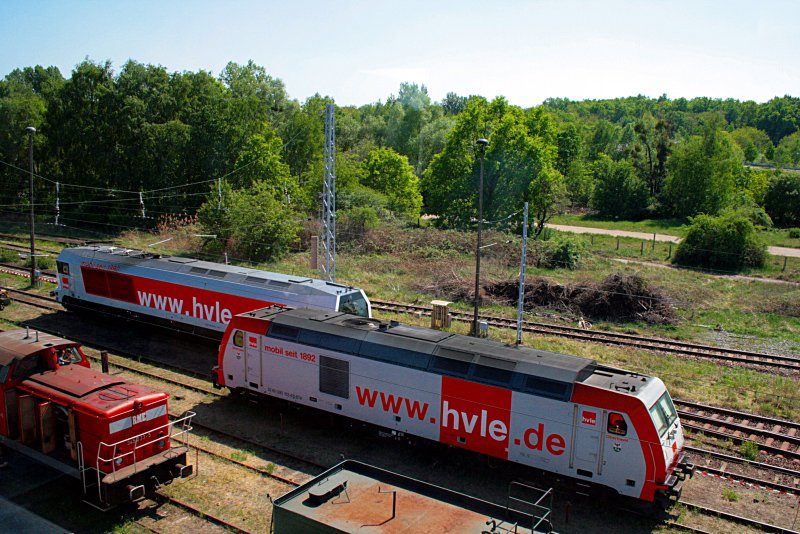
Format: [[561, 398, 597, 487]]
[[678, 500, 800, 534], [684, 446, 800, 479], [371, 299, 800, 370], [683, 423, 800, 460]]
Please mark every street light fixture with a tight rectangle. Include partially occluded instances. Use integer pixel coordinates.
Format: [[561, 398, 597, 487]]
[[472, 138, 489, 336], [25, 126, 37, 286]]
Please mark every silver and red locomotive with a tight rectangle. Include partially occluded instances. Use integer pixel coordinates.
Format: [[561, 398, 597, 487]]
[[214, 307, 694, 505], [0, 329, 194, 508], [52, 246, 371, 335]]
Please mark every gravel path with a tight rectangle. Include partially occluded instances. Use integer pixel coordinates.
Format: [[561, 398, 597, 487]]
[[547, 224, 800, 257]]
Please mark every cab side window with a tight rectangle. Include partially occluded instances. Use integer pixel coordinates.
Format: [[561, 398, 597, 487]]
[[57, 261, 70, 275], [607, 412, 628, 436], [233, 330, 244, 348], [12, 355, 44, 379]]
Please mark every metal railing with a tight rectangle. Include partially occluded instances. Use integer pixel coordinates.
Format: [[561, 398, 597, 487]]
[[89, 410, 195, 503]]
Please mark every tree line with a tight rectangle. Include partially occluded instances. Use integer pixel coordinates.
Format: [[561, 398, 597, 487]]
[[1, 58, 799, 262]]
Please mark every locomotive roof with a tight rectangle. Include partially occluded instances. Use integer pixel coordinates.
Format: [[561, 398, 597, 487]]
[[60, 245, 362, 296], [22, 365, 167, 416], [0, 330, 78, 366], [244, 307, 597, 384]]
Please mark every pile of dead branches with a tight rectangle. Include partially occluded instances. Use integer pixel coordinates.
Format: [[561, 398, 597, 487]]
[[419, 272, 677, 325]]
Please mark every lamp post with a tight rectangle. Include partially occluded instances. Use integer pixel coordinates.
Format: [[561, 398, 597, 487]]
[[472, 138, 489, 336], [25, 126, 37, 286]]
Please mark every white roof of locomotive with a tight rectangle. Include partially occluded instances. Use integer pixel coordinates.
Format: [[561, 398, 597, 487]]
[[60, 245, 361, 298]]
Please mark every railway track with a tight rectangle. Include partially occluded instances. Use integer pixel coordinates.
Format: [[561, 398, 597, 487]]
[[687, 446, 799, 495], [151, 493, 252, 534], [372, 299, 800, 372], [0, 262, 58, 284], [0, 232, 86, 246], [677, 399, 800, 461], [678, 500, 800, 534], [1, 241, 62, 256]]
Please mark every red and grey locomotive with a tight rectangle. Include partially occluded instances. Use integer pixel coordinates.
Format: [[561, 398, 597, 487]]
[[214, 307, 694, 505], [52, 245, 371, 336], [0, 328, 194, 508]]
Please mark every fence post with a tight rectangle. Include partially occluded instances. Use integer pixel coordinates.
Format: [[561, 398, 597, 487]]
[[310, 235, 318, 269], [652, 233, 656, 251], [668, 243, 672, 259], [591, 235, 594, 246], [101, 351, 109, 374], [641, 241, 644, 256], [616, 237, 620, 251]]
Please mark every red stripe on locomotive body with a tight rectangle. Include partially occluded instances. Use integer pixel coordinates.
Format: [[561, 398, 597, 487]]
[[79, 265, 280, 329], [571, 382, 664, 501], [440, 376, 513, 458]]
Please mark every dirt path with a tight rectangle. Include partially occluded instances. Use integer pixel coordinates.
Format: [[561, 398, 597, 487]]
[[547, 224, 800, 257]]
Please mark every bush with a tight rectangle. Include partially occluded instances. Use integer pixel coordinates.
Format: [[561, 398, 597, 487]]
[[724, 196, 772, 229], [545, 238, 584, 269], [336, 185, 389, 214], [789, 228, 800, 239], [0, 249, 18, 263], [337, 207, 380, 242], [673, 213, 767, 270], [24, 255, 55, 270]]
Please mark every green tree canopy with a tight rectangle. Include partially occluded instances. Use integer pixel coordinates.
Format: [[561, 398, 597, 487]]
[[198, 180, 300, 262], [774, 131, 800, 168], [362, 147, 422, 220], [422, 97, 557, 229], [590, 155, 648, 219], [730, 126, 773, 162], [764, 172, 800, 227], [664, 121, 743, 216]]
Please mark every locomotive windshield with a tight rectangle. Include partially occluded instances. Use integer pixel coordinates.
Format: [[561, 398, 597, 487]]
[[649, 392, 678, 437], [338, 291, 369, 317]]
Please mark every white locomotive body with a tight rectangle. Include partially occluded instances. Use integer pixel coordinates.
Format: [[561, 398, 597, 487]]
[[52, 246, 371, 334], [214, 307, 694, 505]]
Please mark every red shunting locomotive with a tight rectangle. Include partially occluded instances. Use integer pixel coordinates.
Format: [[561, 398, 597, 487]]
[[0, 328, 194, 508]]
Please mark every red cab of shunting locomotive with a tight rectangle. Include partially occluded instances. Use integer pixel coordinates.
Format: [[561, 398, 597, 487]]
[[0, 329, 194, 507], [0, 329, 88, 436]]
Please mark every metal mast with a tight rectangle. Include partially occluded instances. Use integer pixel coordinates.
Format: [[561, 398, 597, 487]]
[[321, 103, 336, 282]]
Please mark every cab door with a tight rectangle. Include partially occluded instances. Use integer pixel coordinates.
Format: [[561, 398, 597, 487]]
[[244, 333, 262, 390], [570, 405, 604, 479]]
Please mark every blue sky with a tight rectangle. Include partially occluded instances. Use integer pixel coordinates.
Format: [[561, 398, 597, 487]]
[[1, 0, 797, 107]]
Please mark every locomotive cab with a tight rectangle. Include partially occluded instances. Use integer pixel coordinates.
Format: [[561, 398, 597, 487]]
[[646, 387, 694, 503], [0, 329, 195, 509]]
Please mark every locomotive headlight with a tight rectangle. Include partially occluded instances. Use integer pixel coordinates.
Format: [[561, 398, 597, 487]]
[[115, 457, 124, 466], [157, 439, 166, 449]]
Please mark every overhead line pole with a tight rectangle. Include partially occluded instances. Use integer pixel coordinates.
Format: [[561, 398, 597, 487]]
[[516, 202, 529, 346], [26, 126, 37, 287], [321, 104, 337, 282]]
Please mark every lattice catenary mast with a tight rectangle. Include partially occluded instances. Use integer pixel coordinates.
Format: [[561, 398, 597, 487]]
[[320, 103, 336, 282]]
